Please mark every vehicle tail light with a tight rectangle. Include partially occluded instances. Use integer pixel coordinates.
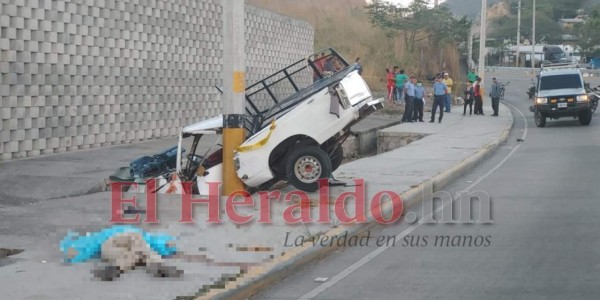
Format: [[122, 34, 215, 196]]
[[336, 85, 351, 109]]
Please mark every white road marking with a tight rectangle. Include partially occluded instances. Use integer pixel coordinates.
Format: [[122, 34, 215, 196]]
[[298, 103, 528, 300]]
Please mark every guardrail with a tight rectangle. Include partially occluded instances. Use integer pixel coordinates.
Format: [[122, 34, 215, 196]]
[[485, 66, 600, 77], [485, 66, 536, 74]]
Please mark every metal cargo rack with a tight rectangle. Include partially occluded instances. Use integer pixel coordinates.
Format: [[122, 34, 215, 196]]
[[243, 48, 355, 135]]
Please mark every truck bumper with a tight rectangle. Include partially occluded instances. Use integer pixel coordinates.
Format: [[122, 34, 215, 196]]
[[535, 102, 590, 117]]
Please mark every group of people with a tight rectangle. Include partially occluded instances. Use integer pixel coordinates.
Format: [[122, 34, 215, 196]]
[[386, 67, 503, 124], [386, 67, 426, 122], [462, 69, 502, 117]]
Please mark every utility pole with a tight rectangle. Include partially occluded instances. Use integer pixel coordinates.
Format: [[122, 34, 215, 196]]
[[468, 27, 474, 69], [531, 0, 536, 70], [516, 0, 521, 67], [478, 0, 487, 84], [222, 0, 246, 195]]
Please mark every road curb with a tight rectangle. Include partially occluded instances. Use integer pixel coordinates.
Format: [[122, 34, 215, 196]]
[[197, 104, 514, 300]]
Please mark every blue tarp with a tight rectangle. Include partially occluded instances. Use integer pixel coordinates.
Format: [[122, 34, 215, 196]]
[[59, 225, 177, 263]]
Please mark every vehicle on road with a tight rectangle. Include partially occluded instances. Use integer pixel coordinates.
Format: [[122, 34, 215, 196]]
[[176, 49, 384, 193], [541, 45, 568, 67], [499, 81, 509, 100], [529, 63, 592, 127]]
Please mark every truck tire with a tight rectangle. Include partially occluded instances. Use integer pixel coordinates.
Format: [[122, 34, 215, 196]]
[[535, 110, 546, 127], [579, 109, 592, 125], [286, 146, 332, 192]]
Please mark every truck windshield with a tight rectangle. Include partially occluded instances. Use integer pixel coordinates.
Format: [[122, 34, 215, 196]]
[[539, 74, 582, 90]]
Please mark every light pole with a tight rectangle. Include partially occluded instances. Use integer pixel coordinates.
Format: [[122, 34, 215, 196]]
[[478, 0, 487, 83], [222, 0, 246, 195], [516, 0, 521, 67], [531, 0, 536, 70]]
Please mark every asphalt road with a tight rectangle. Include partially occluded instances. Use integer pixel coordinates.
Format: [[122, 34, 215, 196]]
[[253, 72, 600, 300]]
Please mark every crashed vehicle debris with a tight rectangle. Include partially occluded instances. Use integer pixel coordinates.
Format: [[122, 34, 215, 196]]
[[114, 49, 384, 193]]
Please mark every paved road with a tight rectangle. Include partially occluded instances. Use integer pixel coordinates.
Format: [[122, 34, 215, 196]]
[[254, 73, 600, 299]]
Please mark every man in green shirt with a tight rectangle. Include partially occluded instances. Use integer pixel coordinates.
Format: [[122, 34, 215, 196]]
[[395, 69, 409, 103], [467, 68, 478, 83]]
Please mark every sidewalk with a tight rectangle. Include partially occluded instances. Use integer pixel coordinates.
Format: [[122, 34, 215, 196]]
[[0, 113, 399, 207], [0, 104, 512, 300]]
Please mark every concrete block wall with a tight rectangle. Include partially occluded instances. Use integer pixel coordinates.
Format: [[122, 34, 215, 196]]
[[245, 5, 313, 112], [0, 0, 314, 160]]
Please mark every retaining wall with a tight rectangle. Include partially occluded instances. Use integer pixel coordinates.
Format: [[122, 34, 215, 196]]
[[0, 0, 314, 160]]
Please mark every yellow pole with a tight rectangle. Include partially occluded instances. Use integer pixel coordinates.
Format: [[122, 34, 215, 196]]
[[223, 123, 245, 195]]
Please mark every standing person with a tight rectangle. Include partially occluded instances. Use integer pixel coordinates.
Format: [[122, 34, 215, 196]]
[[413, 80, 425, 122], [467, 68, 478, 83], [402, 75, 416, 123], [463, 81, 474, 115], [489, 77, 502, 116], [430, 75, 447, 123], [473, 77, 484, 115], [355, 57, 363, 75], [392, 66, 399, 102], [442, 72, 454, 112], [395, 69, 408, 104], [386, 68, 396, 103]]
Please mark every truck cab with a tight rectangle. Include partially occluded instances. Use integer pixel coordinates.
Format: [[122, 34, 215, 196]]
[[542, 45, 568, 65]]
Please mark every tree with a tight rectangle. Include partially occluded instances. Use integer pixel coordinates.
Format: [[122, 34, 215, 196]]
[[366, 0, 471, 52], [578, 5, 600, 59], [489, 0, 565, 44]]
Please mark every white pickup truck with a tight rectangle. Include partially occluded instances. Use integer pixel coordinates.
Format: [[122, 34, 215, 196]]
[[176, 49, 384, 193]]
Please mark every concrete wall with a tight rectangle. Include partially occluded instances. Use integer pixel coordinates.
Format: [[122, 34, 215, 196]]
[[0, 0, 313, 160], [377, 131, 426, 154]]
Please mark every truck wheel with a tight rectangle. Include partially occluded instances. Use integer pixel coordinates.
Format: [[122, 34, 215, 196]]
[[286, 146, 332, 192], [579, 109, 592, 125], [329, 146, 344, 172], [535, 110, 546, 127]]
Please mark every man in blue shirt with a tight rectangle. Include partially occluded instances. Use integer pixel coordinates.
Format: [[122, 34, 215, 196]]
[[431, 75, 448, 123], [413, 81, 425, 122], [355, 57, 363, 75], [489, 77, 502, 116], [402, 75, 417, 122]]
